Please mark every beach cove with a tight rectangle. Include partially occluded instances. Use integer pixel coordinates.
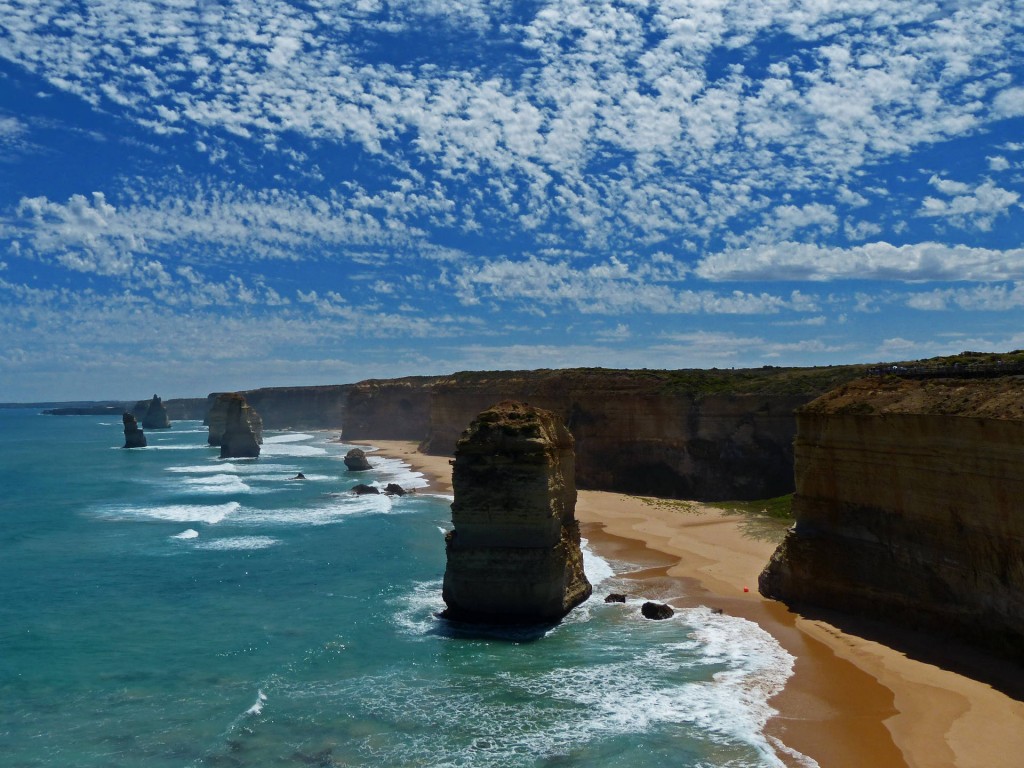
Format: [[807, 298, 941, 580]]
[[360, 439, 1024, 768]]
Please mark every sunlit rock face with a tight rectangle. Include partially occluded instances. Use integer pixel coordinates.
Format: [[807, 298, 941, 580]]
[[206, 393, 263, 458], [442, 401, 592, 624], [760, 376, 1024, 660]]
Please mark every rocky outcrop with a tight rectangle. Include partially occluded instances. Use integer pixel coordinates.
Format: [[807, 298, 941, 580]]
[[138, 395, 171, 430], [122, 413, 147, 448], [442, 401, 592, 624], [641, 602, 674, 620], [339, 377, 442, 440], [343, 448, 372, 471], [207, 393, 263, 457], [759, 376, 1024, 660]]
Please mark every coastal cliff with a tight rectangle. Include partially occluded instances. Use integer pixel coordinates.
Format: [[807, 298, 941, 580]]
[[208, 385, 350, 431], [340, 376, 443, 441], [759, 376, 1024, 659], [418, 368, 861, 500], [442, 401, 591, 623]]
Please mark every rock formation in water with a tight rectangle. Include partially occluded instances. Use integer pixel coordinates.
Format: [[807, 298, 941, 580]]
[[139, 394, 171, 430], [343, 448, 372, 471], [122, 412, 147, 448], [641, 601, 674, 620], [442, 401, 592, 624], [759, 375, 1024, 660], [206, 393, 263, 457]]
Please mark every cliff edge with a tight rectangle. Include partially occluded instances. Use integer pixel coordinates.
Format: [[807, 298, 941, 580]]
[[760, 375, 1024, 660], [442, 401, 592, 624]]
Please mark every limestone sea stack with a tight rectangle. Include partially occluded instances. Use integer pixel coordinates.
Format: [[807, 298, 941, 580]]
[[122, 412, 147, 448], [442, 401, 592, 624], [140, 394, 171, 430], [343, 448, 372, 471], [206, 393, 263, 458]]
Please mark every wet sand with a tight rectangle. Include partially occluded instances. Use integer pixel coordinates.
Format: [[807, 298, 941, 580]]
[[355, 439, 1024, 768]]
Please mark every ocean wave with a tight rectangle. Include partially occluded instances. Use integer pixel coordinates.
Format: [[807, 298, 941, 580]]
[[181, 474, 252, 494], [262, 433, 315, 444], [195, 536, 280, 551], [259, 443, 327, 458], [172, 529, 200, 539], [97, 501, 241, 525]]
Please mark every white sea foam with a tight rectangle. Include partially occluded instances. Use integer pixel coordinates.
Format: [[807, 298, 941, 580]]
[[231, 493, 393, 527], [260, 443, 327, 458], [245, 690, 267, 715], [106, 501, 241, 524], [181, 474, 252, 494], [195, 536, 280, 551], [172, 529, 200, 539], [581, 537, 616, 588], [262, 433, 315, 444], [357, 451, 430, 491]]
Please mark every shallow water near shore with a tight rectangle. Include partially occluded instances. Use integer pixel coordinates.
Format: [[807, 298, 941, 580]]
[[0, 409, 811, 767]]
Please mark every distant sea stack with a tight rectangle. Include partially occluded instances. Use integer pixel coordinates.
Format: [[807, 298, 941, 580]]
[[207, 393, 263, 458], [759, 375, 1024, 660], [442, 401, 592, 624], [122, 412, 147, 448], [138, 394, 171, 430]]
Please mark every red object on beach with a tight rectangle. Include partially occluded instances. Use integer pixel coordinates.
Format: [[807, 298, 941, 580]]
[[743, 586, 749, 592]]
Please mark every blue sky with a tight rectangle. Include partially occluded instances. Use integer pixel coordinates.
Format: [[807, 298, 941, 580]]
[[1, 0, 1023, 401]]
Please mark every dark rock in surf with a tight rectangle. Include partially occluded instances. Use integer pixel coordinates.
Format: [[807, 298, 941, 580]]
[[122, 412, 147, 448], [384, 483, 407, 496], [344, 448, 372, 471], [604, 593, 627, 603], [351, 484, 380, 495], [641, 601, 674, 620]]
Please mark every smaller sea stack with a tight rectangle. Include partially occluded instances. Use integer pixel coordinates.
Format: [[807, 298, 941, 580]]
[[140, 394, 171, 430], [442, 401, 592, 624], [122, 412, 147, 448], [207, 393, 263, 458]]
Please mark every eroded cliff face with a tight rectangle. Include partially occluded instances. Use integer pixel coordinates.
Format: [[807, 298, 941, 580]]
[[340, 377, 442, 440], [234, 385, 350, 430], [760, 376, 1024, 659], [442, 401, 591, 623], [419, 370, 825, 500]]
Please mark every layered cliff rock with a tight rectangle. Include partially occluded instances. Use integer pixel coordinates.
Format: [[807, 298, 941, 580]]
[[232, 385, 350, 430], [339, 376, 442, 440], [759, 376, 1024, 660], [207, 393, 263, 457], [122, 412, 147, 448], [418, 368, 862, 500], [442, 401, 592, 624]]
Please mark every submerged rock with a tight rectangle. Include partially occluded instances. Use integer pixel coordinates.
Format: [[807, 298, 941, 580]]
[[122, 412, 147, 448], [343, 448, 372, 471], [604, 593, 627, 603], [442, 400, 592, 624]]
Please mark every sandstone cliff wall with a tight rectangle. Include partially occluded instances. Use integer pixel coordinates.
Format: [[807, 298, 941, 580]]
[[340, 377, 443, 440], [760, 377, 1024, 659], [233, 385, 350, 430], [419, 370, 821, 500]]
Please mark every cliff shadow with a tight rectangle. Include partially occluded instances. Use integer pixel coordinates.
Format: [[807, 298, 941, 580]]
[[779, 600, 1024, 701]]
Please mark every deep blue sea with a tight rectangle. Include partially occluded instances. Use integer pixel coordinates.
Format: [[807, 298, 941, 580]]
[[0, 409, 808, 767]]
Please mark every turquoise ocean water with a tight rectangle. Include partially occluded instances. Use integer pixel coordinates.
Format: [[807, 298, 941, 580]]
[[0, 409, 811, 767]]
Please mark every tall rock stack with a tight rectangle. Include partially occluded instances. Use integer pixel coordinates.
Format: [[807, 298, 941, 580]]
[[122, 412, 147, 448], [139, 394, 172, 429], [206, 393, 263, 458], [442, 401, 592, 624]]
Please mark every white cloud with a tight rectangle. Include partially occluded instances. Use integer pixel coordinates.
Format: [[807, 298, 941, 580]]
[[906, 282, 1024, 311], [992, 86, 1024, 119], [695, 241, 1024, 282], [918, 179, 1020, 230]]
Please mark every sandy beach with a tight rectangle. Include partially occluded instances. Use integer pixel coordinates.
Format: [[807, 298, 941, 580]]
[[356, 440, 1024, 768]]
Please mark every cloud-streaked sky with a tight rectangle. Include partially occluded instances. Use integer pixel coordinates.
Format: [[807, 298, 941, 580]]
[[1, 0, 1022, 401]]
